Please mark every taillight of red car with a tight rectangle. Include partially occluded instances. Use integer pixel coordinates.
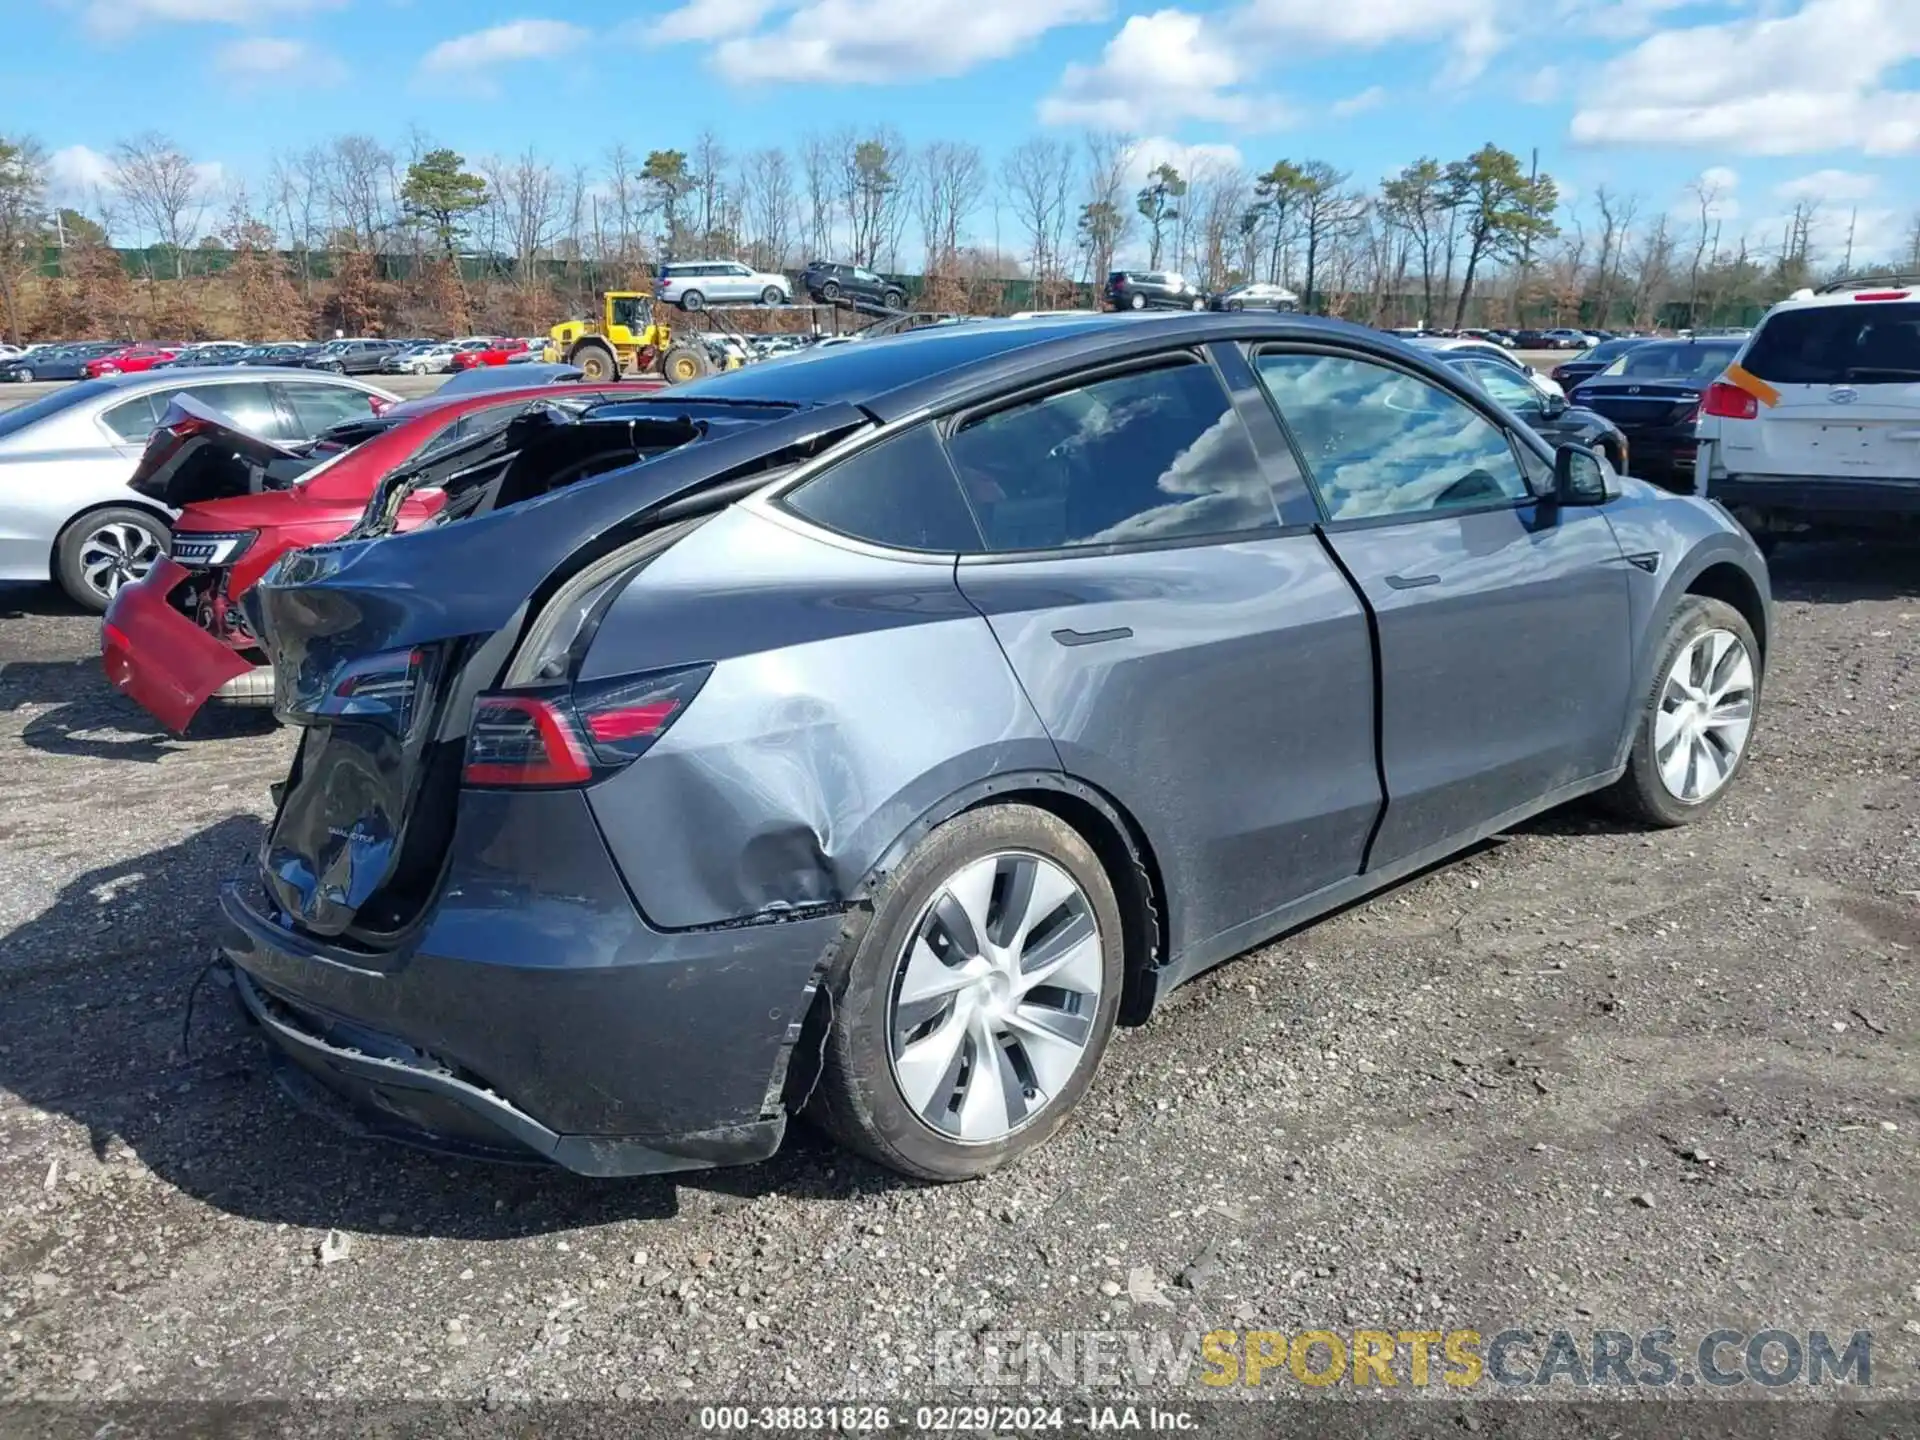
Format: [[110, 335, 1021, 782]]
[[462, 665, 712, 788]]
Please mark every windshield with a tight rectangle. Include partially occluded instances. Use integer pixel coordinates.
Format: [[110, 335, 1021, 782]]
[[1600, 343, 1741, 382], [1741, 303, 1920, 385], [0, 381, 117, 440]]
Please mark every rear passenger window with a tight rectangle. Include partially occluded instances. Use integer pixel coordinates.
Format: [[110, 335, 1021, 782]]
[[945, 361, 1278, 551], [783, 423, 984, 553], [101, 394, 162, 442], [281, 383, 376, 438], [1255, 352, 1530, 521]]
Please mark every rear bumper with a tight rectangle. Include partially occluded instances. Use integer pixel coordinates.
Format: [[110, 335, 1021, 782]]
[[1615, 426, 1696, 488], [101, 559, 256, 733], [218, 787, 846, 1176], [1707, 473, 1920, 521]]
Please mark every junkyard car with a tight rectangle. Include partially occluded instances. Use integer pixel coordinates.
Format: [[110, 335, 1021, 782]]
[[0, 369, 394, 610], [218, 314, 1770, 1184]]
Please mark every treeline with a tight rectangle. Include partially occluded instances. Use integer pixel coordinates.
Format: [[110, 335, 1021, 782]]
[[1, 129, 1909, 343]]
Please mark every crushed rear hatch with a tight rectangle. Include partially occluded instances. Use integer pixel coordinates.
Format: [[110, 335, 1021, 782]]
[[244, 398, 869, 943], [128, 392, 322, 507]]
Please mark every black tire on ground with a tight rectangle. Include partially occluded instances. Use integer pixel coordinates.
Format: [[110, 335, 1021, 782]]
[[1128, 293, 1145, 310], [14, 369, 30, 383], [802, 803, 1126, 1182], [679, 290, 706, 311], [761, 286, 785, 306], [882, 289, 905, 310], [571, 341, 620, 382], [820, 280, 841, 301], [660, 345, 711, 384], [1227, 299, 1244, 312], [1601, 595, 1761, 828], [55, 505, 170, 614]]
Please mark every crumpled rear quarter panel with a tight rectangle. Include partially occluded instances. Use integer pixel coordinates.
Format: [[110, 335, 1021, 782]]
[[580, 505, 1060, 930]]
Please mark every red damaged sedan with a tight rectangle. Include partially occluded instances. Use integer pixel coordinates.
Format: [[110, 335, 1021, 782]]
[[101, 379, 664, 732], [448, 338, 532, 371]]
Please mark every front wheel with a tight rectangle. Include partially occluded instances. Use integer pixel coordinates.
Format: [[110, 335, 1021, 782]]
[[14, 369, 29, 383], [803, 803, 1124, 1181], [1128, 293, 1146, 310], [761, 286, 785, 306], [819, 280, 841, 302], [1603, 596, 1760, 827], [1227, 299, 1245, 312], [882, 290, 905, 311], [679, 290, 706, 311]]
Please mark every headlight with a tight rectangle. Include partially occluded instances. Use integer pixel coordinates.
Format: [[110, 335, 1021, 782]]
[[170, 530, 257, 568]]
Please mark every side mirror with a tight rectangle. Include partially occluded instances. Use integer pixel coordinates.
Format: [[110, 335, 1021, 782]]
[[1539, 389, 1569, 419], [1553, 443, 1609, 506]]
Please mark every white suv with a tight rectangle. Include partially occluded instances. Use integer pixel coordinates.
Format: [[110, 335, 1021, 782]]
[[1695, 276, 1920, 545], [655, 260, 791, 311]]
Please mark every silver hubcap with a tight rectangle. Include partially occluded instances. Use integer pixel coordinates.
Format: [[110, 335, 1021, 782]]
[[888, 851, 1104, 1143], [79, 522, 161, 600], [1655, 628, 1754, 803]]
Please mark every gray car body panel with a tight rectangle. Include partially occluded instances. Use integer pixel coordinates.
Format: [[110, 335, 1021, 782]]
[[582, 505, 1060, 929]]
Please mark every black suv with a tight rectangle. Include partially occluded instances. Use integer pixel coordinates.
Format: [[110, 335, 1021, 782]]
[[301, 338, 404, 375], [1106, 271, 1205, 311], [803, 261, 906, 311]]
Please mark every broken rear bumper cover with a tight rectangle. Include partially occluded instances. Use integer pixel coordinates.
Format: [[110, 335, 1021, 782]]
[[101, 557, 262, 732], [218, 788, 847, 1177]]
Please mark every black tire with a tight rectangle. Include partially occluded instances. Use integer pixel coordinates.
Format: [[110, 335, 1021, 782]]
[[819, 280, 841, 302], [1128, 293, 1146, 310], [14, 369, 30, 383], [679, 289, 706, 312], [1227, 299, 1244, 312], [571, 341, 620, 382], [660, 345, 710, 383], [760, 286, 785, 306], [1601, 596, 1760, 828], [882, 289, 905, 311], [55, 505, 170, 613], [803, 803, 1125, 1181]]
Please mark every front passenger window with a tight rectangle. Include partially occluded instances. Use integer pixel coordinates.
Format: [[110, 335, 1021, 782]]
[[1256, 352, 1530, 521]]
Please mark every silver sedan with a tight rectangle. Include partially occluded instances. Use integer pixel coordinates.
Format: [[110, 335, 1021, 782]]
[[0, 367, 395, 610]]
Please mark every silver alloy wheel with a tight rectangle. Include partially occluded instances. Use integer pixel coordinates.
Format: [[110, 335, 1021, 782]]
[[888, 851, 1104, 1143], [78, 521, 161, 601], [1655, 627, 1755, 803]]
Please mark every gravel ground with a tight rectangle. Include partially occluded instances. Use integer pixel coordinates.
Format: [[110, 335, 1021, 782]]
[[0, 535, 1916, 1414]]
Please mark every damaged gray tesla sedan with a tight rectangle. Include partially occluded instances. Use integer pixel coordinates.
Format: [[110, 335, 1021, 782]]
[[220, 314, 1771, 1182]]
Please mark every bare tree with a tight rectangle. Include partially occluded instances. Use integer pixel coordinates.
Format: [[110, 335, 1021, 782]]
[[323, 135, 397, 251], [1295, 161, 1368, 314], [1684, 172, 1725, 328], [109, 132, 210, 277], [691, 129, 730, 250], [739, 147, 796, 272], [0, 135, 48, 342], [837, 127, 908, 267], [1630, 213, 1676, 329], [1590, 186, 1639, 329], [800, 133, 834, 261], [915, 140, 987, 273], [1000, 136, 1075, 306], [485, 148, 562, 293], [1076, 132, 1133, 285], [1191, 165, 1249, 292]]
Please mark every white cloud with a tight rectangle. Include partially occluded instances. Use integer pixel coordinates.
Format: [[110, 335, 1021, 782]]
[[419, 19, 589, 75], [1570, 0, 1920, 154], [1774, 168, 1880, 203], [214, 35, 344, 85], [626, 0, 782, 43], [1125, 135, 1246, 190], [1039, 9, 1289, 130], [83, 0, 343, 40], [1331, 84, 1386, 117], [48, 144, 113, 198], [1518, 64, 1560, 105], [1231, 0, 1504, 84], [711, 0, 1106, 83]]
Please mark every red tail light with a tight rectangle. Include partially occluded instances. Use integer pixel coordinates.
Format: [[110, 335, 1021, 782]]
[[462, 664, 711, 788], [302, 647, 431, 734], [1853, 290, 1910, 301], [464, 696, 593, 787], [1703, 381, 1758, 420]]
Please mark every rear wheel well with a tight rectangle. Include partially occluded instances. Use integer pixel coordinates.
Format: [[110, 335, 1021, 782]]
[[1685, 561, 1768, 660], [962, 784, 1168, 1026], [50, 500, 172, 577]]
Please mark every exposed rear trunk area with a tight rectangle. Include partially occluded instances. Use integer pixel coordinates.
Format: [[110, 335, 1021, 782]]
[[245, 397, 870, 943]]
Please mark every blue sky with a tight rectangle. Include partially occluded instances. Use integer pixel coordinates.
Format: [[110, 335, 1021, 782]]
[[9, 0, 1919, 264]]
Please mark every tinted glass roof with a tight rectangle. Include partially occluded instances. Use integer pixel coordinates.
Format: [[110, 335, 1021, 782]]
[[671, 315, 1181, 406]]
